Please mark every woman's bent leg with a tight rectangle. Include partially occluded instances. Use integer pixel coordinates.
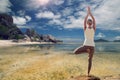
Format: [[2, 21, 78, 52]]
[[73, 46, 87, 54]]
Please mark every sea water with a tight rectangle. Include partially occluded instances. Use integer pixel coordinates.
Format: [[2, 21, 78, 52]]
[[22, 42, 120, 53], [0, 42, 120, 54]]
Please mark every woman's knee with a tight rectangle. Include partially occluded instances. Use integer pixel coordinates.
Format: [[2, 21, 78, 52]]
[[73, 47, 82, 54], [73, 49, 79, 54], [73, 46, 87, 54], [73, 47, 85, 54]]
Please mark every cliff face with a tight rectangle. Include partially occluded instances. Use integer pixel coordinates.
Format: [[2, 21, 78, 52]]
[[0, 13, 13, 24], [0, 13, 24, 39]]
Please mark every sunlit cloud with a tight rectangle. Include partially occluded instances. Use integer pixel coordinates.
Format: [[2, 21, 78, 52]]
[[52, 0, 64, 5], [17, 10, 26, 16], [96, 32, 106, 38], [0, 0, 12, 13], [93, 0, 120, 30], [25, 0, 64, 10], [35, 11, 61, 19], [13, 16, 31, 25], [115, 36, 120, 40], [37, 0, 49, 5]]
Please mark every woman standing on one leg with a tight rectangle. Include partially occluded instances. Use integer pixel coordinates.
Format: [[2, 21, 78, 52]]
[[74, 7, 96, 76]]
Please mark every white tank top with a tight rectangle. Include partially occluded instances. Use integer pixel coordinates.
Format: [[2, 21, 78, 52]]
[[83, 27, 95, 46]]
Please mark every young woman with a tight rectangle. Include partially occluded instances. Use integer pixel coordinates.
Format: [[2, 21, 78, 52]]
[[74, 7, 96, 76]]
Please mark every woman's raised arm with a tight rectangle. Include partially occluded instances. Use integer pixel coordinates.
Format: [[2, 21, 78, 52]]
[[89, 7, 96, 31], [84, 8, 89, 31]]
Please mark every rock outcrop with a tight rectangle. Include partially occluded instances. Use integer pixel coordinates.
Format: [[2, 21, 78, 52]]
[[0, 13, 24, 39], [94, 39, 109, 42], [25, 28, 63, 43], [113, 39, 120, 42]]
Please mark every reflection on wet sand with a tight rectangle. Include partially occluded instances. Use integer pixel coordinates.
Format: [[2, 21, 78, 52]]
[[0, 44, 55, 55]]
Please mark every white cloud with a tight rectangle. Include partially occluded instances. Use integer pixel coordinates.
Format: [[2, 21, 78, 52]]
[[48, 15, 84, 29], [17, 10, 26, 16], [26, 0, 64, 10], [13, 16, 27, 25], [93, 0, 120, 30], [38, 0, 50, 5], [36, 11, 61, 19], [62, 7, 73, 16], [13, 16, 31, 25], [26, 0, 50, 9], [52, 0, 64, 5], [49, 19, 62, 25], [36, 11, 54, 19], [0, 0, 12, 13], [115, 36, 120, 40], [16, 10, 31, 22], [64, 16, 83, 28], [96, 32, 105, 38], [25, 16, 31, 21]]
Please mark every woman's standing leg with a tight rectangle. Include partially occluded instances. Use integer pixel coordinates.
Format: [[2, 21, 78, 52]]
[[87, 47, 94, 76]]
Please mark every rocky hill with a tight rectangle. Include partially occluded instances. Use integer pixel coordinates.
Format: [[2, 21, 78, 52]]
[[113, 39, 120, 42], [0, 13, 24, 39], [0, 13, 63, 43], [94, 39, 109, 42]]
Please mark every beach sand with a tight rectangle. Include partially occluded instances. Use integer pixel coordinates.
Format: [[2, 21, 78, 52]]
[[69, 75, 101, 80], [0, 46, 120, 80], [0, 40, 53, 47]]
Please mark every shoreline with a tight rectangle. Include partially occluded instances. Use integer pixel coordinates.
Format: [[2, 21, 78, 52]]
[[0, 40, 53, 47]]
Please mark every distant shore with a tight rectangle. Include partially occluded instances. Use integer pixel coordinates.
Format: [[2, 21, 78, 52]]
[[0, 40, 53, 47]]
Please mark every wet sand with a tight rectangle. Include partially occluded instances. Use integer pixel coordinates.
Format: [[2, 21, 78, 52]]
[[0, 46, 120, 80]]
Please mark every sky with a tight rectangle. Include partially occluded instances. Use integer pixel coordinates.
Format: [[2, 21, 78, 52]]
[[0, 0, 120, 42]]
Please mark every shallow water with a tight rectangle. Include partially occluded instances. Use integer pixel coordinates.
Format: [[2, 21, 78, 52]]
[[3, 42, 119, 53]]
